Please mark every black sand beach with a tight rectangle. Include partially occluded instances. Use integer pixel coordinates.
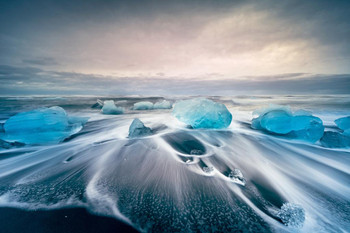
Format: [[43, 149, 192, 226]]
[[0, 207, 139, 233]]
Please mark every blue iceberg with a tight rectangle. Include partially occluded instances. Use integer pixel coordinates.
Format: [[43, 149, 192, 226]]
[[101, 100, 124, 115], [277, 203, 305, 228], [252, 105, 324, 142], [335, 116, 350, 131], [319, 116, 350, 148], [1, 106, 87, 145], [172, 98, 232, 129], [128, 118, 152, 138], [153, 100, 172, 109], [133, 101, 154, 110], [320, 131, 350, 148]]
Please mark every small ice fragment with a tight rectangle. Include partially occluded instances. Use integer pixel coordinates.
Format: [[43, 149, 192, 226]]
[[133, 101, 154, 110], [1, 106, 86, 145], [203, 166, 214, 173], [190, 149, 203, 155], [101, 100, 124, 115], [91, 99, 104, 109], [128, 118, 152, 138], [335, 116, 350, 131], [172, 98, 232, 129], [153, 100, 172, 109], [185, 159, 192, 164], [277, 203, 305, 228], [228, 169, 246, 186]]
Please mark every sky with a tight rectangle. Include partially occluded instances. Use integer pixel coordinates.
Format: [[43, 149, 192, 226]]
[[0, 0, 349, 95]]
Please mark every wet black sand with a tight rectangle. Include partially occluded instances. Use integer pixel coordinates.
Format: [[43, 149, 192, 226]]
[[0, 207, 139, 233]]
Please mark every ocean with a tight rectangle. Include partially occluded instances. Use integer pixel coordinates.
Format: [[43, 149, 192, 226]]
[[0, 95, 349, 232]]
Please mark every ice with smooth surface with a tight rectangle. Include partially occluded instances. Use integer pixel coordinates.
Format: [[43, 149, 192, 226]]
[[102, 100, 124, 115], [128, 118, 152, 138], [335, 116, 350, 131], [133, 101, 154, 110], [153, 100, 172, 109], [277, 203, 305, 228], [172, 98, 232, 129], [1, 106, 87, 145], [252, 105, 324, 143]]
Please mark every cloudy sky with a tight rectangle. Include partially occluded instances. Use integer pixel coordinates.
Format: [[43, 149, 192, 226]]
[[1, 0, 349, 95]]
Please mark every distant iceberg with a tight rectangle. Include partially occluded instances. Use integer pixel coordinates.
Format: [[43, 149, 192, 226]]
[[128, 118, 152, 138], [172, 98, 232, 129], [1, 106, 88, 145], [133, 101, 154, 110], [252, 105, 324, 143], [101, 100, 124, 115], [132, 100, 172, 110], [91, 99, 104, 109], [153, 100, 172, 109]]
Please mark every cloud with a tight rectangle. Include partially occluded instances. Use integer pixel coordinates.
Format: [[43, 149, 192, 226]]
[[0, 0, 350, 96], [22, 57, 58, 66], [0, 0, 350, 77], [0, 65, 349, 96]]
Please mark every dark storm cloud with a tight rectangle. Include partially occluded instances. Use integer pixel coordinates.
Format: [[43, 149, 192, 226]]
[[0, 65, 349, 95]]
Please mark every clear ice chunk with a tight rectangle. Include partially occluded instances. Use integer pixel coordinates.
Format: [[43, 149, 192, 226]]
[[320, 131, 350, 148], [335, 116, 350, 131], [277, 203, 305, 228], [252, 105, 324, 143], [128, 118, 152, 138], [319, 116, 350, 148], [101, 100, 124, 114], [228, 169, 246, 186], [1, 106, 87, 145], [153, 100, 172, 109], [133, 101, 154, 110], [172, 98, 232, 129]]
